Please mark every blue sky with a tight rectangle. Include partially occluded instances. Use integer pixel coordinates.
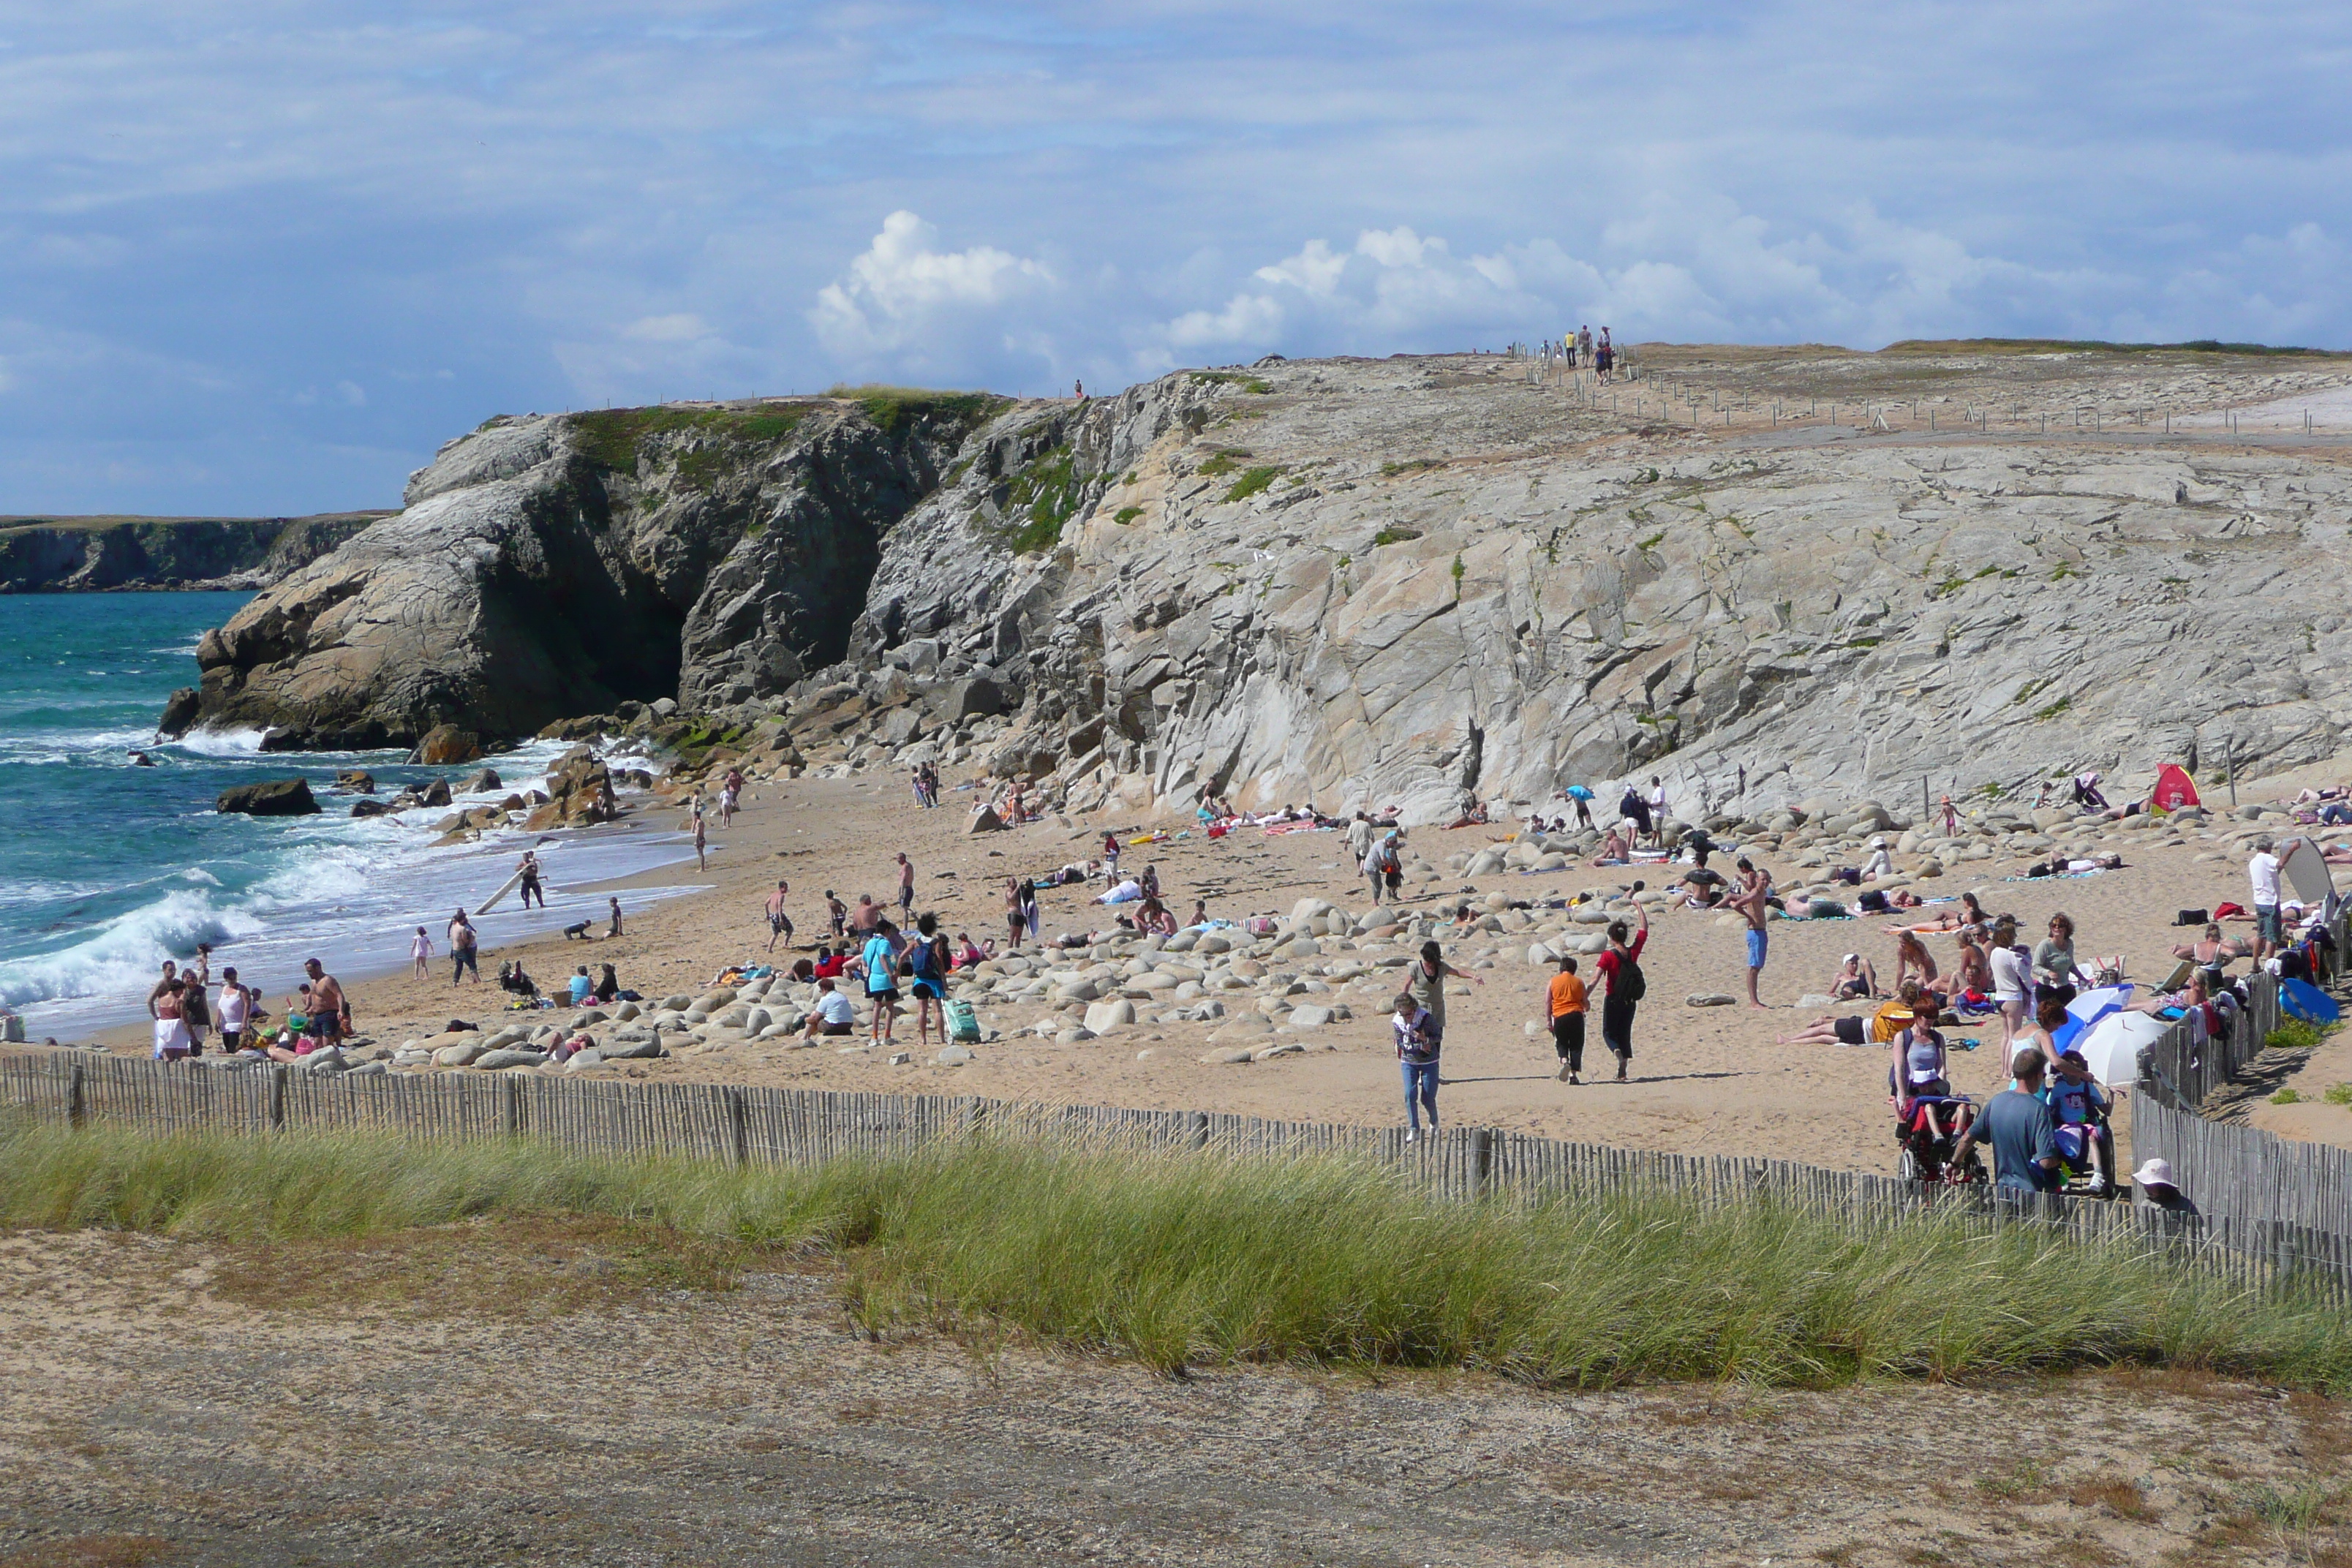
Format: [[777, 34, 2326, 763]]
[[0, 1, 2342, 514]]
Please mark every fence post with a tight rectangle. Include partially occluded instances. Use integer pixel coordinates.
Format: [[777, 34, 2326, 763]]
[[1472, 1127, 1493, 1194], [503, 1076, 523, 1137], [67, 1058, 85, 1129], [728, 1088, 749, 1166], [268, 1066, 288, 1132], [1190, 1110, 1210, 1150]]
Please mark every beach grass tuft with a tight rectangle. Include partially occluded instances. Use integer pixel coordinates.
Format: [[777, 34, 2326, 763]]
[[5, 1117, 2351, 1391]]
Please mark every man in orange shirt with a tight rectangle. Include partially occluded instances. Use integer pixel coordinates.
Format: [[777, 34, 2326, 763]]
[[1547, 954, 1589, 1083]]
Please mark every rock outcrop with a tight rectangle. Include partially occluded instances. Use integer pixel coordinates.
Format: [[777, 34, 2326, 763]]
[[0, 513, 384, 593], [804, 351, 2352, 821], [168, 347, 2352, 819], [164, 395, 1002, 750], [217, 778, 320, 815]]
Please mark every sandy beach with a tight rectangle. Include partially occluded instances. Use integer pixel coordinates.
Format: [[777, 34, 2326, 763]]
[[64, 757, 2346, 1180]]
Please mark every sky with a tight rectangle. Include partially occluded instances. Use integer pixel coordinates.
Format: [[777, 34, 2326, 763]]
[[0, 1, 2343, 516]]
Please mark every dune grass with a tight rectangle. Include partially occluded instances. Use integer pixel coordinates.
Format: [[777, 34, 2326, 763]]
[[5, 1116, 2349, 1391]]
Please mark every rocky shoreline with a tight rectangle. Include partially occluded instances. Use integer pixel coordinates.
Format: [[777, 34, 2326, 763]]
[[0, 511, 385, 593]]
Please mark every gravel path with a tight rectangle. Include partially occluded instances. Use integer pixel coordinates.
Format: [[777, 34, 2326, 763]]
[[4, 1226, 2342, 1567]]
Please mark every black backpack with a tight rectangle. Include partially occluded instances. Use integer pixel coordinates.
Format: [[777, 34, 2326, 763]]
[[1615, 954, 1647, 1003]]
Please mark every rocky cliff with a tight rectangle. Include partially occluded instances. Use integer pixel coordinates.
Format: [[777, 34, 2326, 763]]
[[0, 513, 384, 593], [162, 394, 1002, 750], [167, 347, 2352, 817]]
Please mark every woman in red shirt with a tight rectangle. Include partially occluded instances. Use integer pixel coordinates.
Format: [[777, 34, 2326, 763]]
[[1594, 901, 1649, 1082]]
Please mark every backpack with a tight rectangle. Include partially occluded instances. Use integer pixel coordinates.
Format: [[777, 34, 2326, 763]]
[[1614, 954, 1647, 1003], [905, 939, 939, 981]]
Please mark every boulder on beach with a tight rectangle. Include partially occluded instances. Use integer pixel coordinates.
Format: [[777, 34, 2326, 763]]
[[410, 725, 483, 766], [336, 769, 376, 793], [216, 778, 320, 816]]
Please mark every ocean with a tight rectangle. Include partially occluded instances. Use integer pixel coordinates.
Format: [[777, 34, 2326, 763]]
[[0, 592, 697, 1037]]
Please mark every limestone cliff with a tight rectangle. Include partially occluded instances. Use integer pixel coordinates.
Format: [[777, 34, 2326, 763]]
[[0, 513, 384, 593], [799, 350, 2352, 821], [164, 394, 1003, 750], [167, 347, 2352, 818]]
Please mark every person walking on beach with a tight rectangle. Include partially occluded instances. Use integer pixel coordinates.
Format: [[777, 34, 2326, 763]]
[[410, 925, 434, 978], [693, 810, 708, 872], [216, 967, 252, 1054], [766, 878, 794, 954], [1731, 856, 1771, 1008], [1005, 877, 1027, 950], [1595, 901, 1649, 1082], [896, 852, 916, 920], [607, 897, 624, 939], [1392, 988, 1441, 1143], [826, 890, 848, 941], [449, 908, 480, 984], [2249, 837, 2283, 962], [518, 851, 546, 910], [304, 957, 350, 1047], [906, 912, 950, 1049], [1406, 939, 1482, 1056], [151, 976, 190, 1060], [178, 950, 212, 1055], [1646, 777, 1668, 846], [1547, 954, 1588, 1083], [861, 919, 902, 1047]]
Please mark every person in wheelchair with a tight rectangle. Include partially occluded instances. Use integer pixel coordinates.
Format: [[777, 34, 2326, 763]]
[[2043, 1048, 2115, 1195], [1891, 1002, 1974, 1144]]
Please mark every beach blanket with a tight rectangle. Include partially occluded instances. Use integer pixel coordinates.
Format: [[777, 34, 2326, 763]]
[[2002, 868, 2109, 883]]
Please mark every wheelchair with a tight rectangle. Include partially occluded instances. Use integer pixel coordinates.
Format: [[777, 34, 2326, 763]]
[[1894, 1093, 1984, 1186]]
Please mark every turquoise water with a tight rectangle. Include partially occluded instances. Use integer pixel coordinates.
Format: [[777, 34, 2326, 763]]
[[0, 592, 692, 1034]]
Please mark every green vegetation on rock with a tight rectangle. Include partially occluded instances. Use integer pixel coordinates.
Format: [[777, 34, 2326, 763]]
[[1224, 466, 1282, 503], [568, 405, 810, 483], [826, 384, 1010, 435], [1000, 445, 1085, 554]]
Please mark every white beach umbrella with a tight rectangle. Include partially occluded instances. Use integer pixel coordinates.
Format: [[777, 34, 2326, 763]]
[[2073, 1010, 2168, 1089]]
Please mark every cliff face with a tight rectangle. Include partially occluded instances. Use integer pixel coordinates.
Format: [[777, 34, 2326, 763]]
[[165, 396, 1002, 750], [165, 350, 2352, 817], [796, 352, 2352, 821], [0, 513, 384, 593]]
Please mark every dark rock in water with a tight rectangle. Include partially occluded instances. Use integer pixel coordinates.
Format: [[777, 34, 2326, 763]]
[[350, 798, 393, 818], [336, 769, 376, 794], [157, 686, 201, 739], [410, 725, 483, 766], [218, 778, 320, 816], [538, 714, 611, 743], [458, 766, 502, 793], [419, 777, 453, 807]]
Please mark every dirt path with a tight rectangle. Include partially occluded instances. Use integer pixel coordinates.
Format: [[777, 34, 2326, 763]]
[[2, 1225, 2345, 1567]]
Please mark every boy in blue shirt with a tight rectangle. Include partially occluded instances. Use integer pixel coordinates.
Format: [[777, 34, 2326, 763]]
[[2043, 1049, 2113, 1193]]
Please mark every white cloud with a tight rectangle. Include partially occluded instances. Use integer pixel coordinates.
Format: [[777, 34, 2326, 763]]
[[810, 211, 1055, 358], [624, 313, 710, 343]]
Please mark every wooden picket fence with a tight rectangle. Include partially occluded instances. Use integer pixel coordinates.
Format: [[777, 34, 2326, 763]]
[[0, 1044, 2337, 1302]]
